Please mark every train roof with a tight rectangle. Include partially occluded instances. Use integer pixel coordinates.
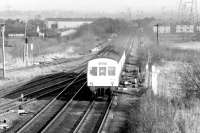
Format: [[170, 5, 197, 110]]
[[97, 45, 125, 62]]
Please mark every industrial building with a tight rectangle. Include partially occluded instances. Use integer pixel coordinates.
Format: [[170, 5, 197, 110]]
[[176, 25, 194, 33], [152, 23, 200, 34], [153, 25, 171, 33], [46, 18, 95, 29]]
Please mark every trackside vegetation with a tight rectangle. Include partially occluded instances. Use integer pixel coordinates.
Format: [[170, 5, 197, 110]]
[[130, 44, 200, 133]]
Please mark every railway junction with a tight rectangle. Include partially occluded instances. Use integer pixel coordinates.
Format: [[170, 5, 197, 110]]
[[0, 29, 147, 133]]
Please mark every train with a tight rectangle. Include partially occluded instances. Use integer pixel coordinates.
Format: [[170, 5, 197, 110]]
[[87, 40, 132, 98]]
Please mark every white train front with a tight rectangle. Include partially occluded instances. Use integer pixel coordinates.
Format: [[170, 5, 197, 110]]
[[87, 45, 126, 97]]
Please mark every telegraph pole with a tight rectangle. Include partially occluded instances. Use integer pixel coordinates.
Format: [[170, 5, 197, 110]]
[[23, 22, 26, 62], [24, 21, 29, 66], [156, 24, 159, 45], [1, 24, 6, 78]]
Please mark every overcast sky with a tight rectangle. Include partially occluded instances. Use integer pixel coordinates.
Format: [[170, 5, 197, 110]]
[[0, 0, 195, 13]]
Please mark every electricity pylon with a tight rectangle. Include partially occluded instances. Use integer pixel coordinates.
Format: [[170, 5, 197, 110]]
[[178, 0, 198, 24]]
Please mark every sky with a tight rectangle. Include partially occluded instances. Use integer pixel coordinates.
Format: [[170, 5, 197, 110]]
[[0, 0, 192, 13]]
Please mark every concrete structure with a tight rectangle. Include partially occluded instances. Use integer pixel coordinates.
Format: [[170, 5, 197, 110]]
[[46, 18, 94, 29]]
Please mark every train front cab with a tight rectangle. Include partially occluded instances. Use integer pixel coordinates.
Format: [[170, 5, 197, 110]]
[[90, 86, 114, 99], [87, 58, 119, 99]]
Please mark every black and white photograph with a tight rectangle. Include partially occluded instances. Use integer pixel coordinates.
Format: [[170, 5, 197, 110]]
[[0, 0, 200, 132]]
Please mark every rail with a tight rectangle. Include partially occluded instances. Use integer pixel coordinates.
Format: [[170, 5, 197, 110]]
[[72, 100, 95, 133], [40, 81, 88, 133], [72, 96, 113, 133], [97, 96, 114, 133]]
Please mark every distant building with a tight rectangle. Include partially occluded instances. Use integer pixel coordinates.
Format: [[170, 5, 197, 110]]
[[196, 24, 200, 32], [60, 29, 76, 37], [46, 18, 95, 29], [8, 33, 24, 37], [176, 25, 194, 33], [153, 25, 171, 33]]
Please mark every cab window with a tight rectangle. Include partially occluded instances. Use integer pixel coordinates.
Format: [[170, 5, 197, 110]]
[[99, 67, 106, 76], [108, 67, 115, 76], [90, 67, 97, 76]]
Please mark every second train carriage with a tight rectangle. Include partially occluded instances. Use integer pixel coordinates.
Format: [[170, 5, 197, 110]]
[[87, 44, 127, 97]]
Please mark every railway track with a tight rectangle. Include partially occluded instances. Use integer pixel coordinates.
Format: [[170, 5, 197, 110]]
[[0, 37, 114, 99], [0, 74, 76, 108], [4, 73, 76, 99], [0, 57, 90, 99], [40, 100, 94, 133], [16, 70, 86, 133], [0, 72, 66, 98], [0, 43, 110, 113], [31, 96, 113, 133], [72, 97, 113, 133], [0, 75, 86, 114], [0, 67, 87, 115], [4, 62, 88, 99], [2, 37, 132, 132]]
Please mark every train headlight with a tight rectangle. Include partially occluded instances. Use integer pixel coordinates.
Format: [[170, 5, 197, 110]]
[[89, 82, 93, 86], [111, 81, 114, 86]]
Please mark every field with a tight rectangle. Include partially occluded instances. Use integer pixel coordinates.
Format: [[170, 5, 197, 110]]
[[168, 41, 200, 50], [1, 35, 96, 68]]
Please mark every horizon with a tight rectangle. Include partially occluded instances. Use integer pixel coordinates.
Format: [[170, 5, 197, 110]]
[[0, 0, 181, 13]]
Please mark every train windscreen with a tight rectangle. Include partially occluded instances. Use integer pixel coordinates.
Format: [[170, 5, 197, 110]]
[[99, 67, 106, 76], [90, 67, 97, 76], [108, 67, 115, 76]]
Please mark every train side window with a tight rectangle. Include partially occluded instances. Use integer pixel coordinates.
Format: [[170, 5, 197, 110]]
[[90, 67, 97, 76], [108, 67, 115, 76], [99, 67, 106, 76]]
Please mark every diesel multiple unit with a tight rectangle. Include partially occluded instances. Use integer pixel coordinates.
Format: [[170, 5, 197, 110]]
[[87, 44, 129, 97]]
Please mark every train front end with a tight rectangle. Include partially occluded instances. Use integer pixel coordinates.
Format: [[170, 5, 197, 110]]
[[87, 58, 119, 97]]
